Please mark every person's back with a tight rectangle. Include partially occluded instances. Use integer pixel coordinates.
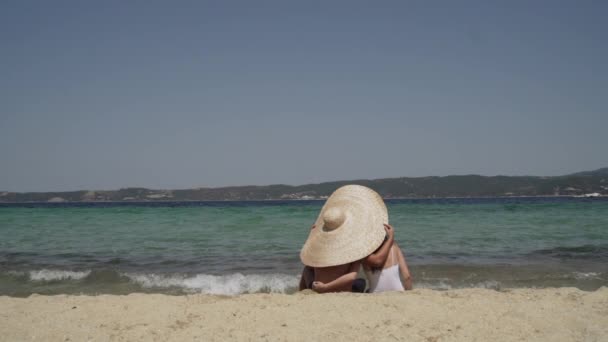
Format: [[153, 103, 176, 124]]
[[299, 260, 363, 293], [364, 245, 405, 292], [314, 263, 355, 290], [363, 224, 412, 292]]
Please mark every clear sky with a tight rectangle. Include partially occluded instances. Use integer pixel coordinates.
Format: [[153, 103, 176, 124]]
[[1, 1, 607, 192]]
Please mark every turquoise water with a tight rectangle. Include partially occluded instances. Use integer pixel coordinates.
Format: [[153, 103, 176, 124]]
[[1, 198, 607, 296]]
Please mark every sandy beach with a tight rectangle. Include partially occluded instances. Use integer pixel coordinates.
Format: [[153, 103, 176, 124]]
[[1, 287, 606, 342]]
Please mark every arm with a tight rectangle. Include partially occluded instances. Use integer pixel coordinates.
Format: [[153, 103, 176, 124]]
[[312, 261, 361, 293], [364, 224, 394, 268], [394, 243, 413, 290]]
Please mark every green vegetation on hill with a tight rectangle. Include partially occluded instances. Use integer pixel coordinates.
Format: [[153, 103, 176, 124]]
[[1, 168, 607, 202]]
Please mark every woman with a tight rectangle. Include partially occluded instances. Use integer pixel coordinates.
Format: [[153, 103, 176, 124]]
[[363, 223, 413, 292]]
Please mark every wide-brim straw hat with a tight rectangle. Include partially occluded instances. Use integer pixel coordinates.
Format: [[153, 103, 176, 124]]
[[300, 185, 388, 267]]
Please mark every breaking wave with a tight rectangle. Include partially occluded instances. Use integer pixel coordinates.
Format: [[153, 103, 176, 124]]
[[2, 268, 299, 295], [124, 272, 299, 295]]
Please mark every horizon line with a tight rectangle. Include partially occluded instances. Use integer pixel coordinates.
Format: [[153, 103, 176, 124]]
[[2, 167, 605, 194]]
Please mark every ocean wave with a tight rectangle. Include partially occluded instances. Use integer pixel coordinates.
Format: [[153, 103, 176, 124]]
[[124, 272, 299, 295], [1, 269, 300, 295], [28, 269, 91, 281]]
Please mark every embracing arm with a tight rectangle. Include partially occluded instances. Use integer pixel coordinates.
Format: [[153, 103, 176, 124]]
[[364, 224, 394, 268], [312, 261, 361, 293], [395, 243, 413, 290]]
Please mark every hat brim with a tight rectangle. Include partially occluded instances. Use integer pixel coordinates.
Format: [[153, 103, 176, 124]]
[[299, 185, 388, 267]]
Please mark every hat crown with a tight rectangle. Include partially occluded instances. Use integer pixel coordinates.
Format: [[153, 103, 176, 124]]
[[322, 207, 345, 230]]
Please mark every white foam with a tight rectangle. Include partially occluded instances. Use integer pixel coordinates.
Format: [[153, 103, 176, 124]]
[[125, 273, 299, 295], [28, 269, 91, 281], [573, 272, 600, 280]]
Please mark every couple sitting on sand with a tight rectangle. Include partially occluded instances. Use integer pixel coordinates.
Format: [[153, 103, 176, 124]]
[[298, 185, 412, 293]]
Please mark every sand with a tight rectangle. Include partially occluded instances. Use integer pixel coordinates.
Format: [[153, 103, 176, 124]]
[[1, 287, 607, 342]]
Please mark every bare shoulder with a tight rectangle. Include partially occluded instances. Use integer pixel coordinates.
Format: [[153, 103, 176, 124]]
[[393, 243, 406, 256]]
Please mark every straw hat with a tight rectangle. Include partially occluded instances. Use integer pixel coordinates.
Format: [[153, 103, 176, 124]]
[[300, 185, 388, 267]]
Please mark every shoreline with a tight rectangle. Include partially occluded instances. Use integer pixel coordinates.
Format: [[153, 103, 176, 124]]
[[3, 263, 607, 297], [1, 287, 606, 341]]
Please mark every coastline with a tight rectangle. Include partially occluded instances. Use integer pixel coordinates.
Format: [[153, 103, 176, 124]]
[[1, 287, 607, 341], [1, 194, 606, 205]]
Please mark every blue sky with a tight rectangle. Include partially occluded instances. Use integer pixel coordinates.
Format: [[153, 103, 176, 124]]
[[1, 1, 607, 191]]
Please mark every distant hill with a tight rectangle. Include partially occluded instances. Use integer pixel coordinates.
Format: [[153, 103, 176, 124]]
[[567, 167, 608, 177], [1, 168, 607, 202]]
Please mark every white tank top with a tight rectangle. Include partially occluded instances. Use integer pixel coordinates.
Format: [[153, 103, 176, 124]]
[[365, 246, 404, 293]]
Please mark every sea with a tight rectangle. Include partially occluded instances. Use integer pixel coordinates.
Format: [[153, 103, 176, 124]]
[[1, 197, 607, 296]]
